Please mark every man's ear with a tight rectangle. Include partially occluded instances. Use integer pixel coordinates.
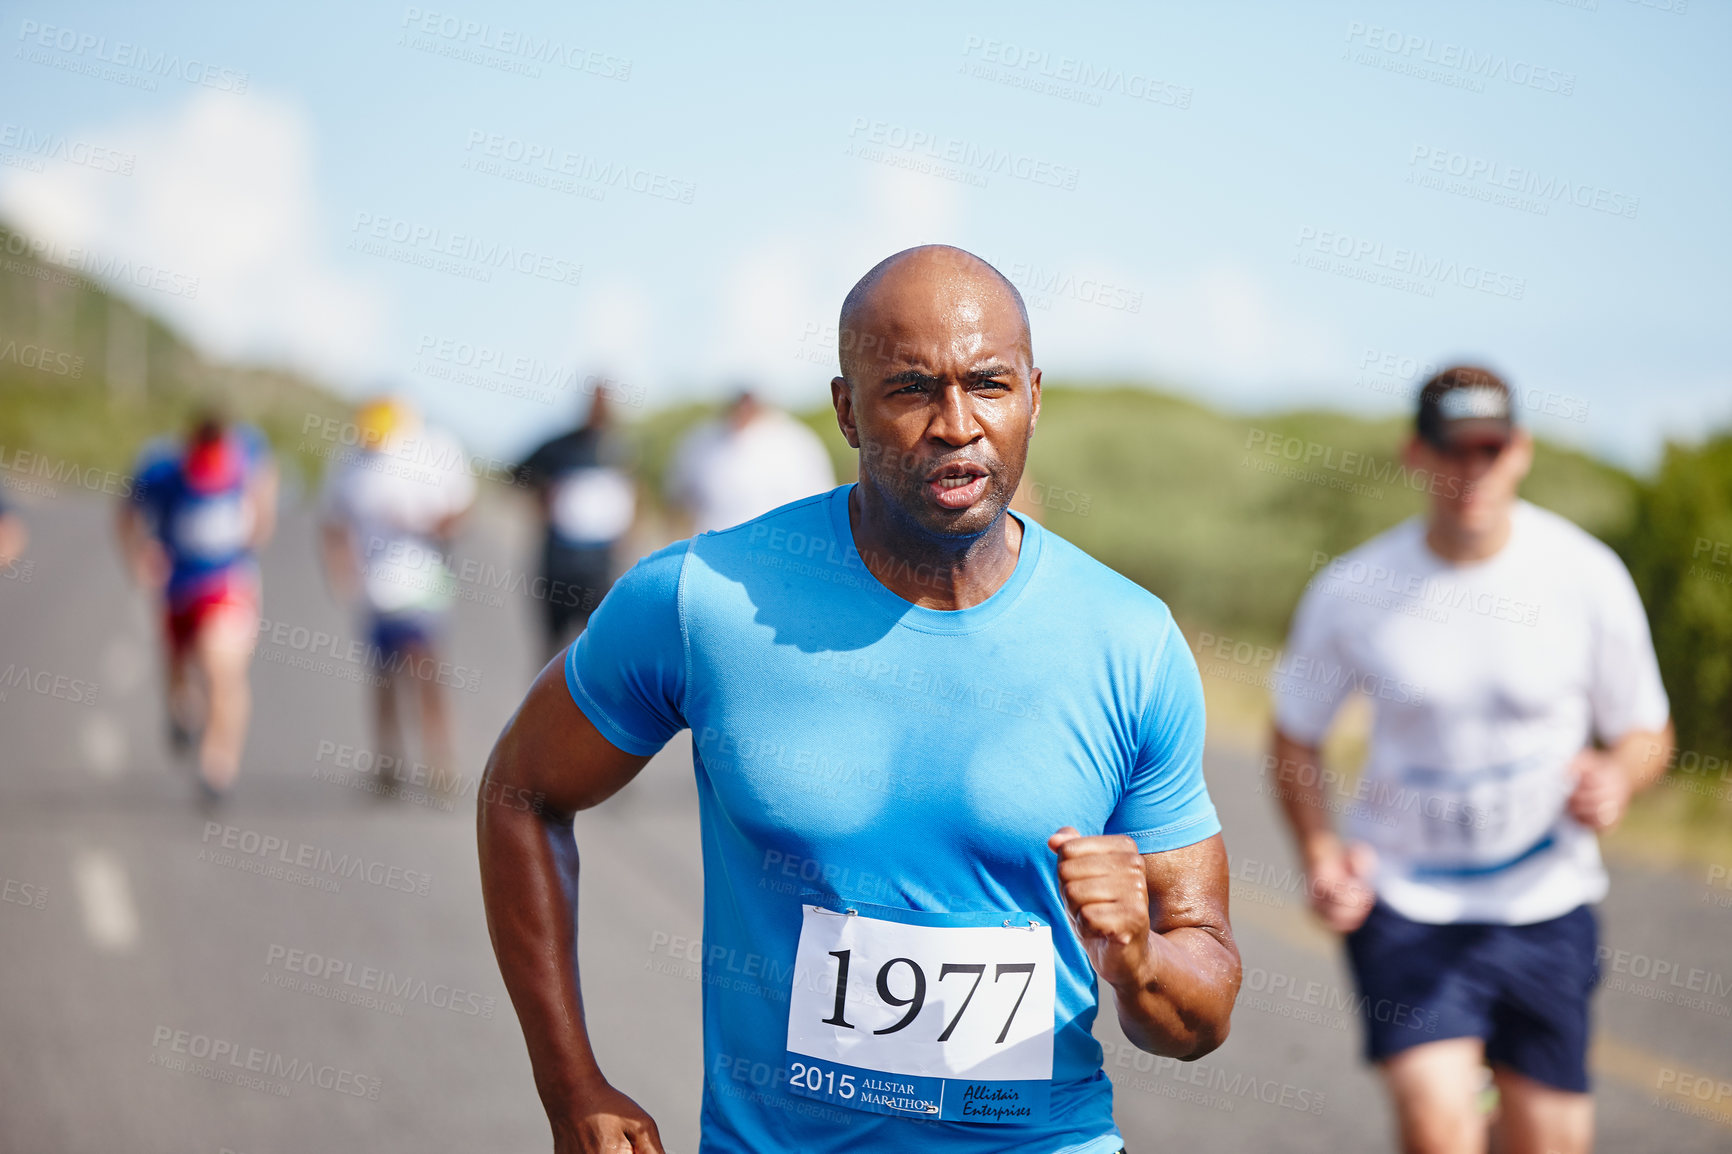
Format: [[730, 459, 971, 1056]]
[[831, 377, 860, 449], [1028, 366, 1042, 436], [1508, 428, 1535, 480]]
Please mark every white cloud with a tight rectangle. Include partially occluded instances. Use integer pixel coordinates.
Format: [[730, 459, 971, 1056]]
[[0, 91, 385, 383], [1136, 262, 1348, 401]]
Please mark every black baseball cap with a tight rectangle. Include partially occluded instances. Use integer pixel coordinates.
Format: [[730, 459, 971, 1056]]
[[1416, 365, 1514, 451]]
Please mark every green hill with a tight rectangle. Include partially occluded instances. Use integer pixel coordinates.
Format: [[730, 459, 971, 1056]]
[[0, 220, 350, 489]]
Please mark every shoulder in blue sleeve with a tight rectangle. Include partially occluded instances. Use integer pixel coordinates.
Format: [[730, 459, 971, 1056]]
[[1104, 615, 1219, 854], [129, 438, 180, 511], [564, 539, 691, 757]]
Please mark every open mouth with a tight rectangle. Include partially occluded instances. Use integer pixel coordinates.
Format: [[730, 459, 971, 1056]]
[[925, 463, 989, 510]]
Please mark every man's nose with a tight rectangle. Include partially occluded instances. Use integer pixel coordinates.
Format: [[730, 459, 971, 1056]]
[[928, 383, 983, 446]]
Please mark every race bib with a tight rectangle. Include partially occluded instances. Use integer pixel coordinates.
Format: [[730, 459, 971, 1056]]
[[171, 494, 253, 560], [1392, 755, 1570, 874], [550, 467, 635, 545], [784, 904, 1054, 1124]]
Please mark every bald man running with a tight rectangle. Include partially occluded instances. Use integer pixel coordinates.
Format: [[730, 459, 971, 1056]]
[[478, 245, 1240, 1154]]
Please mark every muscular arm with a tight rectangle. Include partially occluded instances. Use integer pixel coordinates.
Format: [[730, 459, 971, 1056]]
[[1050, 829, 1240, 1060], [477, 658, 665, 1153]]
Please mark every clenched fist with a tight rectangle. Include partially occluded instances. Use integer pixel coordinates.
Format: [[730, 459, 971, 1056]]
[[1566, 748, 1633, 831], [1048, 826, 1152, 990]]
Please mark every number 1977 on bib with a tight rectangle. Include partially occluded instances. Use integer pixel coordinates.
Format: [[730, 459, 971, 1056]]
[[821, 950, 1037, 1044]]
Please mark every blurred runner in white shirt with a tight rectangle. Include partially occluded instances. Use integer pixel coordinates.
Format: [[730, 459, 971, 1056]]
[[1269, 366, 1674, 1154], [666, 390, 835, 533], [320, 397, 476, 793]]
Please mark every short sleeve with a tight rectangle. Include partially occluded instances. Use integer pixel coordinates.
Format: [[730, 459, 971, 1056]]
[[129, 441, 176, 508], [1105, 618, 1220, 854], [564, 540, 691, 756], [1587, 552, 1670, 741], [1272, 577, 1352, 745]]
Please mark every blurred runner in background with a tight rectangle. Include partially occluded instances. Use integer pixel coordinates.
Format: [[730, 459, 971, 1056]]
[[666, 388, 835, 534], [513, 387, 638, 662], [1268, 366, 1674, 1154], [117, 412, 278, 804], [320, 396, 475, 793]]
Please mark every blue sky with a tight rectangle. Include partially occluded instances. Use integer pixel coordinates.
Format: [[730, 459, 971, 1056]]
[[4, 0, 1727, 468]]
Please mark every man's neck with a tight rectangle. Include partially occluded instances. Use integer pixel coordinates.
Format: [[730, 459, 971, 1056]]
[[1425, 504, 1516, 564], [847, 482, 1023, 610]]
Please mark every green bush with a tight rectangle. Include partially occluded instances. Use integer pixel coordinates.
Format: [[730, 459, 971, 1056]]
[[1618, 434, 1732, 764]]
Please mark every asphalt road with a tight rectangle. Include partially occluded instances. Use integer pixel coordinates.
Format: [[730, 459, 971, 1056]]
[[1, 491, 1727, 1152]]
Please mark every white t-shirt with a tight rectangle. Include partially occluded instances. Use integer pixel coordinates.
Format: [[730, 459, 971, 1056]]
[[667, 411, 836, 534], [321, 427, 477, 616], [1274, 501, 1669, 925]]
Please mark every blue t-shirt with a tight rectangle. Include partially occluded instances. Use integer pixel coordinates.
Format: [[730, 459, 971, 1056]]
[[567, 484, 1218, 1154], [131, 425, 270, 602]]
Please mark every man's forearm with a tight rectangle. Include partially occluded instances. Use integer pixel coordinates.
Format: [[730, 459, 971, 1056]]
[[1113, 926, 1238, 1059], [478, 795, 606, 1120], [1617, 724, 1675, 793], [1270, 730, 1338, 866]]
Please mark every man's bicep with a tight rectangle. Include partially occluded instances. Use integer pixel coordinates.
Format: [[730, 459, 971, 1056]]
[[1142, 834, 1231, 937], [489, 659, 653, 814]]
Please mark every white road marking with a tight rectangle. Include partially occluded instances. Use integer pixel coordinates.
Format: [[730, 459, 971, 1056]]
[[73, 849, 138, 951], [80, 713, 127, 778]]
